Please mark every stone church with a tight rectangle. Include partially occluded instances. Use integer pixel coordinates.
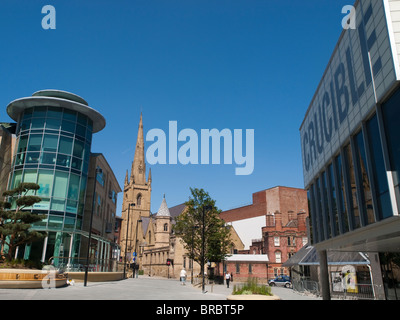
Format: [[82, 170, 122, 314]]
[[120, 114, 244, 280]]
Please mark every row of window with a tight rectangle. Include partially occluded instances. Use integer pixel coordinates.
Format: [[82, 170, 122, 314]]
[[19, 106, 93, 143], [273, 236, 308, 247], [10, 169, 87, 216], [307, 87, 400, 244], [33, 214, 82, 231]]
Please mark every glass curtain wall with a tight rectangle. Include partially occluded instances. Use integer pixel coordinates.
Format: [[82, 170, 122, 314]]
[[306, 93, 397, 244], [8, 106, 93, 260]]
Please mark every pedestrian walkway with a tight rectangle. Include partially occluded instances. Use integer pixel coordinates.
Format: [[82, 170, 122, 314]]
[[0, 275, 320, 300]]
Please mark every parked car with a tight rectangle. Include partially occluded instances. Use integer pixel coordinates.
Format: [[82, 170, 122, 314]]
[[268, 275, 292, 288]]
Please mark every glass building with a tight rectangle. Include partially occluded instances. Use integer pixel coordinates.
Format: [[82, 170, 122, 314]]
[[300, 0, 400, 299], [5, 89, 106, 264]]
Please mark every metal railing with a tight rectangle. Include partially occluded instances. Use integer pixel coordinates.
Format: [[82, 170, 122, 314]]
[[332, 283, 377, 300], [293, 279, 378, 300], [292, 279, 320, 297]]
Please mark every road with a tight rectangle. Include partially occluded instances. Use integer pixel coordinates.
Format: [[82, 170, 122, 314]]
[[0, 276, 320, 300]]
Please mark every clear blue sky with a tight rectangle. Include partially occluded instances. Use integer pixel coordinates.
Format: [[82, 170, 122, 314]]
[[0, 0, 352, 214]]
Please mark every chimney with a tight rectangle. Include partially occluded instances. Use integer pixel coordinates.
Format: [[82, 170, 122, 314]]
[[274, 211, 282, 231]]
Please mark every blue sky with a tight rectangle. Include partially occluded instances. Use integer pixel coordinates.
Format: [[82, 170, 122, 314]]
[[0, 0, 352, 214]]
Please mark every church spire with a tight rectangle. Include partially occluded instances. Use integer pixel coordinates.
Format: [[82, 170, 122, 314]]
[[131, 113, 146, 185], [124, 169, 129, 186]]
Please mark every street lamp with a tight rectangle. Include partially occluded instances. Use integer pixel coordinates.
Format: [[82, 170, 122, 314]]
[[202, 205, 212, 294], [133, 218, 142, 278], [123, 203, 135, 279], [84, 167, 102, 287]]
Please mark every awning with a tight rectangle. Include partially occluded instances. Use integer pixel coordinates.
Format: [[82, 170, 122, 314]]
[[282, 245, 370, 267]]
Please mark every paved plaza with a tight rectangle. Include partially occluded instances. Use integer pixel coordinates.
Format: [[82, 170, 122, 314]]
[[0, 276, 320, 300]]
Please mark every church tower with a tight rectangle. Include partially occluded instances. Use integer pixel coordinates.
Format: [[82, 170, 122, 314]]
[[120, 113, 152, 262], [154, 195, 171, 248]]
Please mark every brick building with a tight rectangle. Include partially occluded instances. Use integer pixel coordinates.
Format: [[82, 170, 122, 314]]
[[219, 186, 309, 280]]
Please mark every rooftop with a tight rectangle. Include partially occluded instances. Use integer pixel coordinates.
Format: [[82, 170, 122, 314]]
[[6, 90, 106, 133]]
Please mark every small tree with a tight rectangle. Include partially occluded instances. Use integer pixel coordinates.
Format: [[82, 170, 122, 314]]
[[0, 183, 46, 261], [174, 188, 233, 277]]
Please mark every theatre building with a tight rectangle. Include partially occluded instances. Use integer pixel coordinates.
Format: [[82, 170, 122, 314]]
[[300, 0, 400, 299]]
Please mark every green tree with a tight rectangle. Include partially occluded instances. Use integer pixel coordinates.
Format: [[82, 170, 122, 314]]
[[174, 188, 233, 273], [0, 183, 46, 261]]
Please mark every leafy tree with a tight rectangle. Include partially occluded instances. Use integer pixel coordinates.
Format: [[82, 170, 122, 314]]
[[174, 188, 233, 273], [0, 183, 46, 261]]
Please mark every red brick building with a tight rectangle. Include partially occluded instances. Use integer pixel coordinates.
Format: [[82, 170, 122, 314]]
[[219, 186, 309, 281]]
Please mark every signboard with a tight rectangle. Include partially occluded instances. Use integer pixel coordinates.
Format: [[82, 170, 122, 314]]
[[300, 0, 398, 187]]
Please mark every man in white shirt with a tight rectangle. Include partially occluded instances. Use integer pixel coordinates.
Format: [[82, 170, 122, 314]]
[[180, 268, 187, 285], [225, 272, 231, 288]]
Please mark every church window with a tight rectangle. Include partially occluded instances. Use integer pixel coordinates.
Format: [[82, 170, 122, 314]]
[[137, 194, 142, 207], [164, 223, 168, 231]]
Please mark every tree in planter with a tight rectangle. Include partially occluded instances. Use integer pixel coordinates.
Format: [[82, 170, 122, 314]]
[[0, 183, 46, 261], [174, 188, 233, 282]]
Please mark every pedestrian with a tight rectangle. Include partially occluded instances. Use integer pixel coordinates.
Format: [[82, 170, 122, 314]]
[[180, 268, 187, 285], [225, 272, 231, 288]]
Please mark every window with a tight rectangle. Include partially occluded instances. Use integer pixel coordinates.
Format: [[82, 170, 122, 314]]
[[67, 173, 80, 201], [275, 251, 282, 263], [37, 170, 53, 198], [17, 136, 28, 153], [274, 237, 280, 246], [164, 223, 168, 232], [27, 134, 42, 151], [366, 114, 392, 220], [46, 118, 61, 130], [40, 152, 56, 165], [137, 194, 142, 207], [11, 170, 22, 189], [353, 130, 374, 225], [58, 136, 73, 154], [52, 171, 68, 198], [42, 134, 58, 152], [335, 155, 350, 233], [73, 140, 84, 159], [249, 264, 252, 274], [381, 88, 400, 211], [96, 167, 104, 186], [328, 163, 339, 235], [236, 263, 240, 273], [344, 144, 361, 229], [321, 171, 331, 239]]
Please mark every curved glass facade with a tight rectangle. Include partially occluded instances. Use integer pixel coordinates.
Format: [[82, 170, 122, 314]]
[[9, 106, 93, 233]]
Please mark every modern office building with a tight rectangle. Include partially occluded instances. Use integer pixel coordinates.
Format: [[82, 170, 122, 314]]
[[3, 89, 120, 269], [300, 0, 400, 299]]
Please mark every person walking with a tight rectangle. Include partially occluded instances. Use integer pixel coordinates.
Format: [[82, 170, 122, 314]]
[[180, 268, 187, 285], [225, 272, 231, 288]]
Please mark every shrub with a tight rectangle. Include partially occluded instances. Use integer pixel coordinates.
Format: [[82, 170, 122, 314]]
[[232, 277, 272, 296]]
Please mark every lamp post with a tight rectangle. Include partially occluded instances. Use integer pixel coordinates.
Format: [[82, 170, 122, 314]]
[[84, 167, 102, 287], [201, 205, 212, 294], [191, 225, 199, 284], [133, 218, 142, 278], [123, 203, 135, 279]]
